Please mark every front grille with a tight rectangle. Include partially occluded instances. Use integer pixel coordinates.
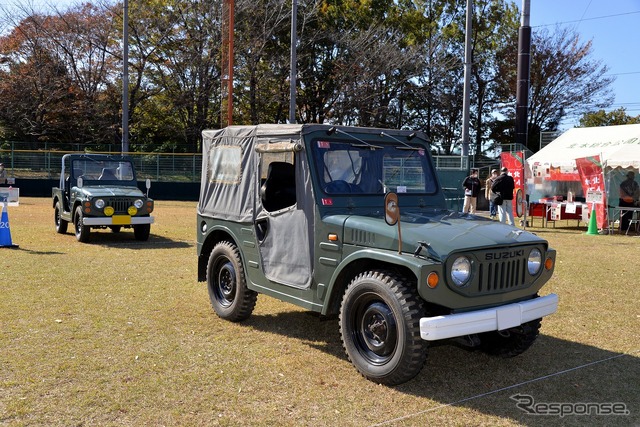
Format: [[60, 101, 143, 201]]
[[478, 257, 527, 293], [447, 245, 543, 296], [107, 198, 133, 214]]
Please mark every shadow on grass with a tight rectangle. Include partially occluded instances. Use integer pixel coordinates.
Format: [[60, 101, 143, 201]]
[[245, 310, 638, 426], [61, 230, 193, 249]]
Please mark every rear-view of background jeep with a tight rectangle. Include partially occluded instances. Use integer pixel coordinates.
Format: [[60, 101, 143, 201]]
[[196, 124, 558, 385], [52, 153, 154, 243]]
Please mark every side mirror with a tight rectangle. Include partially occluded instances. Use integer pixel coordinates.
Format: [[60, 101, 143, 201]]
[[384, 192, 399, 226], [145, 178, 151, 197], [77, 177, 83, 188]]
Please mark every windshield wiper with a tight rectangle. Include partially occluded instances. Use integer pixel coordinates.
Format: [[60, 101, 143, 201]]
[[327, 127, 382, 150], [379, 131, 421, 150]]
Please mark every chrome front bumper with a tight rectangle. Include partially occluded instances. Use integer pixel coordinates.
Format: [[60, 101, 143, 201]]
[[420, 294, 558, 341], [82, 216, 155, 226]]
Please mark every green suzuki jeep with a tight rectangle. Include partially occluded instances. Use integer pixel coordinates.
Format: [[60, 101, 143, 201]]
[[196, 124, 557, 385], [52, 153, 154, 243]]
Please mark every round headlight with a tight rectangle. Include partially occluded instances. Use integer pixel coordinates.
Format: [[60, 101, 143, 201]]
[[94, 199, 105, 209], [134, 199, 144, 209], [528, 248, 542, 275], [451, 256, 471, 287]]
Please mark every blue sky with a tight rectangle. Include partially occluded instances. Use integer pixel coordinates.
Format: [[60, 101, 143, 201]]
[[528, 0, 640, 127]]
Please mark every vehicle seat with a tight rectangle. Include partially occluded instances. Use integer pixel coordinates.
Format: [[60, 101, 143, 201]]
[[99, 168, 117, 180], [261, 162, 296, 212]]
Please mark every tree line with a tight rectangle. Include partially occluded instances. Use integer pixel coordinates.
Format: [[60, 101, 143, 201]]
[[0, 0, 622, 154]]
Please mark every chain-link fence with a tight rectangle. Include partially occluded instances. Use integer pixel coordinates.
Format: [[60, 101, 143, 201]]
[[0, 146, 202, 182]]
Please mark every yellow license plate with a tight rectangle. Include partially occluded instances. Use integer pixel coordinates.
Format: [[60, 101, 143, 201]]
[[112, 215, 131, 225]]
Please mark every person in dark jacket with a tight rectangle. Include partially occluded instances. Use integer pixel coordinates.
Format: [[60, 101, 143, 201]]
[[491, 167, 515, 225], [462, 168, 481, 214]]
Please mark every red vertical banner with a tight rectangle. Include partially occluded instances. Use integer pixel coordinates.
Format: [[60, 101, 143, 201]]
[[575, 155, 608, 229], [500, 151, 524, 217]]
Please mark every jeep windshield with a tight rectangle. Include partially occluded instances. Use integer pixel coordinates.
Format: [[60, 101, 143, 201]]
[[71, 159, 135, 183], [311, 139, 438, 195]]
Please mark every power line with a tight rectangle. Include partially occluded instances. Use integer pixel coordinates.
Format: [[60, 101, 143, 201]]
[[532, 10, 640, 28]]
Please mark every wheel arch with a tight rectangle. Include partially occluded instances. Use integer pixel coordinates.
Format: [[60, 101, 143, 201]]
[[197, 226, 241, 282], [322, 250, 422, 316]]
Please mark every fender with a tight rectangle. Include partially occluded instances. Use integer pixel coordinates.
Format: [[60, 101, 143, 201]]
[[321, 247, 439, 315]]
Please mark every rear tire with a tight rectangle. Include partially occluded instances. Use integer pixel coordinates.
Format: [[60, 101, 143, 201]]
[[54, 201, 68, 234], [339, 270, 427, 385], [206, 241, 257, 322], [74, 206, 90, 243], [479, 319, 541, 358]]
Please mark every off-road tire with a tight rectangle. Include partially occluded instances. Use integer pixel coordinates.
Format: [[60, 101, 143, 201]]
[[479, 318, 541, 358], [339, 270, 427, 385], [74, 205, 91, 243], [133, 223, 151, 241], [54, 201, 68, 234], [206, 241, 257, 322]]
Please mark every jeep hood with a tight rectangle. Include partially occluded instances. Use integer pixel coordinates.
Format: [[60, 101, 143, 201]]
[[340, 210, 544, 259], [74, 186, 145, 198]]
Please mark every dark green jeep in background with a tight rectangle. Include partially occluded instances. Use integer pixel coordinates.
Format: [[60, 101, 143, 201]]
[[52, 153, 154, 243], [196, 124, 558, 385]]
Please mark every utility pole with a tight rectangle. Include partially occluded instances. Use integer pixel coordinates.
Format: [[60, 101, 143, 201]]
[[461, 0, 472, 158], [515, 0, 531, 149], [288, 0, 297, 124], [221, 0, 235, 127], [122, 0, 129, 153]]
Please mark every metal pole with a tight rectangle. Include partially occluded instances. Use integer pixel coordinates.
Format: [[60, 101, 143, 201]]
[[461, 0, 472, 158], [289, 0, 297, 124], [227, 0, 235, 126], [122, 0, 129, 153], [516, 0, 531, 149]]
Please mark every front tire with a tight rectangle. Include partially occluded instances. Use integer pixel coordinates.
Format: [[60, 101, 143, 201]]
[[74, 206, 90, 243], [479, 318, 541, 358], [54, 201, 68, 234], [339, 270, 427, 385], [206, 241, 257, 322], [133, 224, 150, 241]]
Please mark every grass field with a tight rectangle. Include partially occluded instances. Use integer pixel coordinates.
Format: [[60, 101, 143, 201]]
[[1, 198, 638, 426]]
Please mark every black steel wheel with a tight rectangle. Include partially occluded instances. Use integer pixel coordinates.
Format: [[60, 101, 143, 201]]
[[479, 318, 541, 358], [133, 223, 150, 241], [339, 270, 427, 385], [74, 205, 90, 243], [206, 241, 257, 322], [54, 201, 68, 234]]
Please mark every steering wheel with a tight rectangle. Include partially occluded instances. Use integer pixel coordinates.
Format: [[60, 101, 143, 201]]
[[325, 180, 362, 194]]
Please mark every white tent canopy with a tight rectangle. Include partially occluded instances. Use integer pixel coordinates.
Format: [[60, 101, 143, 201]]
[[527, 123, 640, 169], [526, 124, 640, 204]]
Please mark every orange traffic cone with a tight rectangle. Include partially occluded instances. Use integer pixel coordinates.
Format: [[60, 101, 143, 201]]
[[0, 203, 19, 248]]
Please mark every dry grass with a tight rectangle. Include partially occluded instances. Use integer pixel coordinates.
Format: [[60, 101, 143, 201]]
[[1, 198, 638, 426]]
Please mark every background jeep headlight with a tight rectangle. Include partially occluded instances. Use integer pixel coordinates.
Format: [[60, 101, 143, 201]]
[[94, 199, 105, 209], [451, 256, 471, 286], [528, 249, 542, 275], [134, 199, 144, 209]]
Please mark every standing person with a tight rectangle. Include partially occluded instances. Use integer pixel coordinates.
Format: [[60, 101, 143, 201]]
[[485, 169, 499, 219], [462, 168, 481, 214], [491, 167, 515, 225], [0, 163, 6, 185], [619, 170, 640, 232]]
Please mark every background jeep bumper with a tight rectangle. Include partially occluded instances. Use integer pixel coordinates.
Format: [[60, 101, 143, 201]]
[[82, 216, 155, 226], [419, 293, 558, 341]]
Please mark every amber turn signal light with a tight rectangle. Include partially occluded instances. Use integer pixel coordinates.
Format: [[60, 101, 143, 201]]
[[427, 272, 439, 288], [544, 258, 554, 270]]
